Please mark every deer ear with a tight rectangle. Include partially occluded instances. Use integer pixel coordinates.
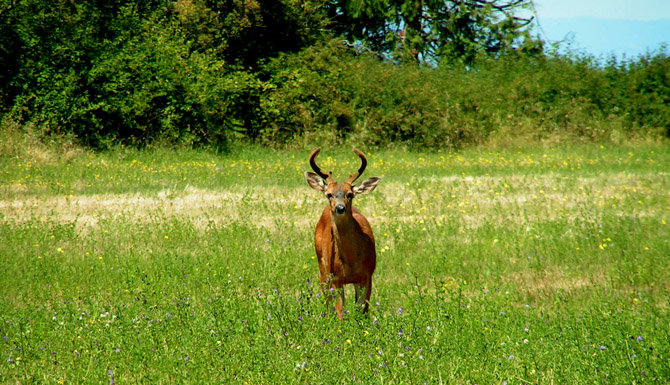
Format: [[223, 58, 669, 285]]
[[305, 172, 328, 192], [353, 177, 381, 195]]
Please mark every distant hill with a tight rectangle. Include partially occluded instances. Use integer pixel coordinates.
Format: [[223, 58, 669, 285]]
[[536, 17, 670, 59]]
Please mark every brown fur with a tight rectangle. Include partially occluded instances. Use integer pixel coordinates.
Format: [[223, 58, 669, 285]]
[[314, 196, 377, 317], [305, 148, 381, 318]]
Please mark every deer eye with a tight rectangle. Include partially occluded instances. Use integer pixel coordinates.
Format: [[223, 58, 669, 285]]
[[326, 193, 333, 199], [346, 192, 354, 199]]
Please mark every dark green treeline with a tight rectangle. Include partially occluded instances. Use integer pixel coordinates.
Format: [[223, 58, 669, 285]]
[[0, 0, 668, 149]]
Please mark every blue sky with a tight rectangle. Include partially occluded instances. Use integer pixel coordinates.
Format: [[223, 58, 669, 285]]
[[528, 0, 670, 58]]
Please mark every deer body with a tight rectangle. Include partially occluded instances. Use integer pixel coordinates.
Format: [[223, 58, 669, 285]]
[[305, 148, 381, 318], [315, 205, 376, 286]]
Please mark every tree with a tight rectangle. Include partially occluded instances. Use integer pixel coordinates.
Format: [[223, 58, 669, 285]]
[[325, 0, 538, 64], [174, 0, 329, 68]]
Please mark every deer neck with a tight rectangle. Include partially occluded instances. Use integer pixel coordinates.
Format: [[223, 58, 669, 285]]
[[330, 210, 356, 245]]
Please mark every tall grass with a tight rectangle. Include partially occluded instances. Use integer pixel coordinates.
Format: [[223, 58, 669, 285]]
[[1, 144, 669, 383]]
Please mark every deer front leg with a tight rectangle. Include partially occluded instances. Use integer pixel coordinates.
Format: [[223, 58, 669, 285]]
[[332, 283, 345, 319]]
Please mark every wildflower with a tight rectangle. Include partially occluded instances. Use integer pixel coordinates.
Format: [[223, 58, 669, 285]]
[[297, 316, 302, 322], [398, 329, 404, 336], [398, 307, 403, 315], [636, 336, 643, 342], [600, 346, 606, 351]]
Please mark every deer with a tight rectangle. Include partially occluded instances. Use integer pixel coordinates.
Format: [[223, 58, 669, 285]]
[[304, 148, 381, 318]]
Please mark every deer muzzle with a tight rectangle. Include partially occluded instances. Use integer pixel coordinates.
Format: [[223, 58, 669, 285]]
[[334, 204, 346, 215]]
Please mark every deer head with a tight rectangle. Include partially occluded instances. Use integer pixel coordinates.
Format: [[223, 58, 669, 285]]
[[305, 148, 381, 219]]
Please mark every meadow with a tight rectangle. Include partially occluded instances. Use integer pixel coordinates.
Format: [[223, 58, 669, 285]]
[[1, 143, 669, 383]]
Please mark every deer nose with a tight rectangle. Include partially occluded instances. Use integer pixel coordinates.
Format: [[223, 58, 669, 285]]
[[335, 204, 346, 215]]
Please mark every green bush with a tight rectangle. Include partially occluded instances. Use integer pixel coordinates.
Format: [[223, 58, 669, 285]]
[[258, 42, 670, 149]]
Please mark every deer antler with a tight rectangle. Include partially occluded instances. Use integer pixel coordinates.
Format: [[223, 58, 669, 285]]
[[309, 148, 335, 183], [345, 148, 367, 185]]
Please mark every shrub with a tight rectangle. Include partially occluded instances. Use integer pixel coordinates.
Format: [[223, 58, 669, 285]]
[[259, 42, 670, 149]]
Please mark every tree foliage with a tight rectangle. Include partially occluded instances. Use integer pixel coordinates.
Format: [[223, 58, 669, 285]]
[[326, 0, 539, 64], [0, 0, 668, 150]]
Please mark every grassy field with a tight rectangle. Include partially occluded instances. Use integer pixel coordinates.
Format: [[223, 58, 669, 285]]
[[1, 143, 669, 384]]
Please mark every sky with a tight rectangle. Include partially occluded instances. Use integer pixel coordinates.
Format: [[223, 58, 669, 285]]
[[528, 0, 670, 59]]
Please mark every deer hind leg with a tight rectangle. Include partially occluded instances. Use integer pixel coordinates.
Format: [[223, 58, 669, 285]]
[[354, 284, 364, 309], [355, 277, 372, 314], [354, 284, 361, 304]]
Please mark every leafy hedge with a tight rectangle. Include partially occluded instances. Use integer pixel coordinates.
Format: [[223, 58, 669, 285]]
[[258, 42, 670, 148]]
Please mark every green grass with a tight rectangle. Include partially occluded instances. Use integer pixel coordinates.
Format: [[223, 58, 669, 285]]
[[1, 143, 669, 383]]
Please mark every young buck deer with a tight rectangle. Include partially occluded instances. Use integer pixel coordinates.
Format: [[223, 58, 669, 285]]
[[304, 148, 381, 318]]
